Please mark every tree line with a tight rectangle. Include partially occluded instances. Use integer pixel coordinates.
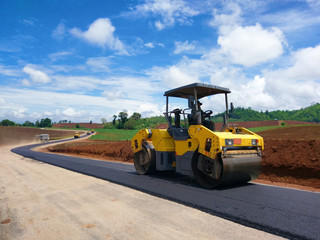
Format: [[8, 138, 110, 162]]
[[212, 103, 320, 123], [104, 111, 166, 130], [0, 118, 52, 127], [1, 103, 318, 129]]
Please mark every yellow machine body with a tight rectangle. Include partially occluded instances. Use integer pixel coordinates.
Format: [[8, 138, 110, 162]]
[[132, 126, 263, 157]]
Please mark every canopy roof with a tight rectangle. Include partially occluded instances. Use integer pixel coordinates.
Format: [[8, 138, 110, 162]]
[[164, 83, 231, 99]]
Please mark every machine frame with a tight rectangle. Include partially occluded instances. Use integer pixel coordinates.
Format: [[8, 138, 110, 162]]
[[131, 83, 264, 188]]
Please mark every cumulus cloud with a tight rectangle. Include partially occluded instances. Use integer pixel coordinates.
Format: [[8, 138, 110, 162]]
[[150, 65, 197, 88], [131, 0, 199, 30], [280, 44, 320, 81], [232, 76, 276, 109], [174, 40, 195, 54], [218, 24, 286, 67], [23, 66, 51, 84], [262, 44, 320, 109], [70, 18, 128, 55], [62, 107, 86, 117]]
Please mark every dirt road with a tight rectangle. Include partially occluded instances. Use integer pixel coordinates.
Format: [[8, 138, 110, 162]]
[[0, 143, 284, 240]]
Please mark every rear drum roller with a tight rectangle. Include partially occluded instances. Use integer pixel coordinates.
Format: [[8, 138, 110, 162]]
[[134, 142, 156, 175]]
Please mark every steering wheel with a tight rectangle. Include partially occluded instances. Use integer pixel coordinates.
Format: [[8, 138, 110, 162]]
[[204, 110, 213, 117]]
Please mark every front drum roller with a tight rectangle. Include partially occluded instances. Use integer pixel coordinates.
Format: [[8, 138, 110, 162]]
[[134, 142, 156, 175], [192, 152, 261, 188]]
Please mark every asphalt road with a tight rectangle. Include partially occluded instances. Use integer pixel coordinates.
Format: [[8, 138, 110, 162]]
[[11, 140, 320, 240]]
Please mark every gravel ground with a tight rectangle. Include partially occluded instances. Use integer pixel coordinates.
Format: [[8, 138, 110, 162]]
[[0, 143, 284, 240]]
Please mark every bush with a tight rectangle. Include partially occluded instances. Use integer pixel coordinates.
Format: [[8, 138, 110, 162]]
[[0, 119, 15, 126], [124, 118, 137, 130]]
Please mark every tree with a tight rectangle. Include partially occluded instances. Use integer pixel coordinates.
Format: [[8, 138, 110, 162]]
[[101, 118, 107, 124], [36, 118, 52, 128], [0, 119, 15, 126], [112, 115, 117, 126], [131, 112, 141, 121], [118, 111, 128, 128], [124, 118, 136, 130], [89, 120, 92, 124], [22, 120, 35, 127], [76, 124, 80, 129]]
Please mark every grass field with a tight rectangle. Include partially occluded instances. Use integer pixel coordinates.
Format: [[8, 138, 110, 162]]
[[248, 125, 285, 132], [90, 129, 139, 141], [248, 124, 319, 133]]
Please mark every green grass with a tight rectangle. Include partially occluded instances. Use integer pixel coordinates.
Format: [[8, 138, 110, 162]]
[[89, 128, 139, 141], [248, 125, 285, 132], [248, 124, 319, 133]]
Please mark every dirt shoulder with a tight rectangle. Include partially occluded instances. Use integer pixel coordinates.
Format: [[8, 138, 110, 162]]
[[0, 143, 283, 240]]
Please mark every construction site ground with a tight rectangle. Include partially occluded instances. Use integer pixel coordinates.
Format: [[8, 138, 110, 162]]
[[0, 127, 284, 239], [45, 125, 320, 192]]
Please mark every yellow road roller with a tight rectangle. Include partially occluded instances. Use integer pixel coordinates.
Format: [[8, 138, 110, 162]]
[[131, 83, 264, 188]]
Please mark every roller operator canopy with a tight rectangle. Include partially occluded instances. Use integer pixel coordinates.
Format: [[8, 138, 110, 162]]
[[164, 83, 231, 99]]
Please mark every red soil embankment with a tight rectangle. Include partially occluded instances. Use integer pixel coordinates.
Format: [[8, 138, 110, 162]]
[[0, 126, 81, 146], [53, 123, 104, 129], [47, 125, 320, 189]]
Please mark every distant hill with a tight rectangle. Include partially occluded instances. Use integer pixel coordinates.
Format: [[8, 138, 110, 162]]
[[212, 103, 320, 123]]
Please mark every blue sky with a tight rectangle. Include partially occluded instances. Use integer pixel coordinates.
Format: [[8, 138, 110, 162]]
[[0, 0, 319, 123]]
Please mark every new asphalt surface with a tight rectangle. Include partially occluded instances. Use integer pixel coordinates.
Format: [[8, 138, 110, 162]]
[[11, 138, 320, 240]]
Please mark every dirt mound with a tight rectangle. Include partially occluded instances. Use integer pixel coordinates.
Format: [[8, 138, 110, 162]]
[[0, 126, 81, 146], [258, 125, 320, 140], [258, 126, 320, 188], [53, 123, 104, 129], [48, 140, 134, 162]]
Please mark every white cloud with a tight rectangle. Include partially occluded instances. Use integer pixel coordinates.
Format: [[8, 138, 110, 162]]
[[52, 23, 66, 40], [23, 66, 51, 84], [150, 65, 197, 88], [70, 18, 128, 55], [62, 107, 86, 117], [12, 108, 27, 119], [131, 0, 199, 30], [210, 2, 242, 35], [0, 64, 19, 76], [281, 44, 320, 81], [0, 97, 5, 104], [86, 57, 111, 72], [261, 45, 320, 109], [144, 42, 155, 48], [135, 102, 162, 117], [102, 89, 123, 100], [218, 24, 286, 67], [21, 78, 31, 86], [174, 40, 195, 54], [0, 86, 162, 122], [22, 19, 35, 26], [43, 111, 53, 116], [49, 51, 73, 62], [231, 76, 276, 109]]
